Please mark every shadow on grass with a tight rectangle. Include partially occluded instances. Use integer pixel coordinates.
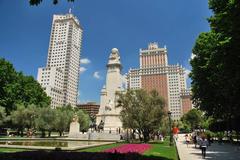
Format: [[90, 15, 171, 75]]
[[0, 150, 174, 160]]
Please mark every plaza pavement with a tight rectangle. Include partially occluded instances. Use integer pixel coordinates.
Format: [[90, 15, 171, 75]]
[[175, 133, 240, 160]]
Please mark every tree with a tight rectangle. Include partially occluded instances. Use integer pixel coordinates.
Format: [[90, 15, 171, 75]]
[[10, 104, 36, 136], [117, 89, 166, 142], [29, 0, 74, 6], [0, 58, 50, 113], [190, 0, 240, 131], [54, 108, 74, 136], [0, 58, 18, 113], [76, 109, 90, 133], [35, 107, 56, 137], [181, 109, 203, 130], [0, 106, 7, 127]]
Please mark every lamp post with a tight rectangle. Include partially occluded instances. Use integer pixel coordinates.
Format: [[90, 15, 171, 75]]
[[168, 111, 173, 146]]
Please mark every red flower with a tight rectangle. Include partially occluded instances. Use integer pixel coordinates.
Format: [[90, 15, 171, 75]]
[[104, 144, 151, 154]]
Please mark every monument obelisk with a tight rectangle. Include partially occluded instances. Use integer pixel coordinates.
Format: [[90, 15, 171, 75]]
[[96, 48, 123, 133]]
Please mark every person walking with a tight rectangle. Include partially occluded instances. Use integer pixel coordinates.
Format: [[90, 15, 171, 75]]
[[193, 134, 197, 148], [200, 136, 209, 159], [185, 134, 191, 147]]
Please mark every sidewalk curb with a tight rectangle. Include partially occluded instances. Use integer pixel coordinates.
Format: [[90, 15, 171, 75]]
[[174, 139, 181, 160]]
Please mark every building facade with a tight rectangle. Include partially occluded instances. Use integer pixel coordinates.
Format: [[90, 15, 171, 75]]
[[37, 12, 83, 108], [180, 89, 192, 115], [127, 43, 192, 119], [76, 102, 100, 117]]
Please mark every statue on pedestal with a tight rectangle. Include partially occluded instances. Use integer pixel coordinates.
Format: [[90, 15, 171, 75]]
[[68, 114, 80, 138], [97, 120, 104, 133]]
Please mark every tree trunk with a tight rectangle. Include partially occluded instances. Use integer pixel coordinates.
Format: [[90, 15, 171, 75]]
[[126, 129, 129, 142], [143, 131, 149, 143], [41, 130, 45, 138], [59, 131, 62, 136], [48, 131, 51, 137], [20, 130, 24, 137], [138, 129, 143, 142]]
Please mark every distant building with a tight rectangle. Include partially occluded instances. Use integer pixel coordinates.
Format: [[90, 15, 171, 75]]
[[76, 102, 100, 116], [180, 89, 193, 115], [127, 43, 192, 120], [37, 11, 83, 108]]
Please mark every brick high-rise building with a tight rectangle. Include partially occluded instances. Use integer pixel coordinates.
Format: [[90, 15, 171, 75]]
[[180, 89, 192, 115], [127, 43, 192, 119], [37, 11, 83, 108]]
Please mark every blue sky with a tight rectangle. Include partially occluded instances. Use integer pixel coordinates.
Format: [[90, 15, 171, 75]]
[[0, 0, 211, 104]]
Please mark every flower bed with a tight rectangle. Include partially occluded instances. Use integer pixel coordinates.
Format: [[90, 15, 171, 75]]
[[104, 144, 151, 154]]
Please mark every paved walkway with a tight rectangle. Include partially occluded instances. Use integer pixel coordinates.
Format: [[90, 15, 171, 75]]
[[175, 134, 240, 160]]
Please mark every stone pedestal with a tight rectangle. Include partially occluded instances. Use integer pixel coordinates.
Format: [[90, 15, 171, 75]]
[[68, 121, 80, 138], [96, 114, 122, 133], [89, 132, 121, 141]]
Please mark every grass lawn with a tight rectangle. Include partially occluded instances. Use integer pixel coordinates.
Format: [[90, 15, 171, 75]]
[[144, 141, 178, 160], [78, 140, 178, 160], [78, 142, 123, 152], [0, 140, 178, 160], [0, 148, 28, 153]]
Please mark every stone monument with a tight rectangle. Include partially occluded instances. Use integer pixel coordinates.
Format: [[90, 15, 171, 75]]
[[96, 48, 125, 134], [68, 114, 81, 138]]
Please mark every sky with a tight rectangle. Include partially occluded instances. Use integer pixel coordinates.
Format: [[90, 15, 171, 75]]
[[0, 0, 212, 104]]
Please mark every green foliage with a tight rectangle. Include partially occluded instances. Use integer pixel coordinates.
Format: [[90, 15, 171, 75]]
[[76, 109, 90, 133], [16, 73, 51, 107], [35, 107, 56, 137], [117, 89, 166, 142], [29, 0, 74, 6], [0, 58, 18, 113], [178, 120, 191, 133], [54, 108, 74, 136], [190, 0, 240, 131], [0, 58, 50, 113], [10, 104, 36, 136], [181, 109, 203, 130], [0, 106, 7, 126]]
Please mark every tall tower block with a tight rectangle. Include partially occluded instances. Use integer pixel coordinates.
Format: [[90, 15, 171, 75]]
[[37, 13, 83, 108]]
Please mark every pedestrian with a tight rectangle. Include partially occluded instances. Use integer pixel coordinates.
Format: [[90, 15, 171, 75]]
[[200, 136, 209, 159], [193, 134, 197, 148], [185, 134, 190, 147], [207, 134, 212, 146]]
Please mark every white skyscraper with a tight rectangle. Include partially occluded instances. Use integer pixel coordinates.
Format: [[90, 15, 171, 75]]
[[37, 11, 83, 108]]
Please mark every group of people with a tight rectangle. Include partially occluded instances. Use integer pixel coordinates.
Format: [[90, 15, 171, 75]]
[[185, 133, 211, 159]]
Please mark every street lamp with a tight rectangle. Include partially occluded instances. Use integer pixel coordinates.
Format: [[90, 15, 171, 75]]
[[168, 111, 173, 146]]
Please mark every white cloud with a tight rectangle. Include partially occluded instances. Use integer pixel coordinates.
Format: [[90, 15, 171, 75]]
[[93, 71, 101, 79], [80, 58, 91, 64], [185, 69, 191, 79], [189, 53, 196, 62], [79, 67, 87, 74]]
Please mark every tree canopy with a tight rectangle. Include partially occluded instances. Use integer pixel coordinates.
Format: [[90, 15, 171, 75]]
[[29, 0, 74, 6], [181, 109, 203, 130], [0, 106, 6, 127], [190, 0, 240, 131], [117, 89, 166, 142], [76, 109, 90, 133], [0, 58, 50, 113]]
